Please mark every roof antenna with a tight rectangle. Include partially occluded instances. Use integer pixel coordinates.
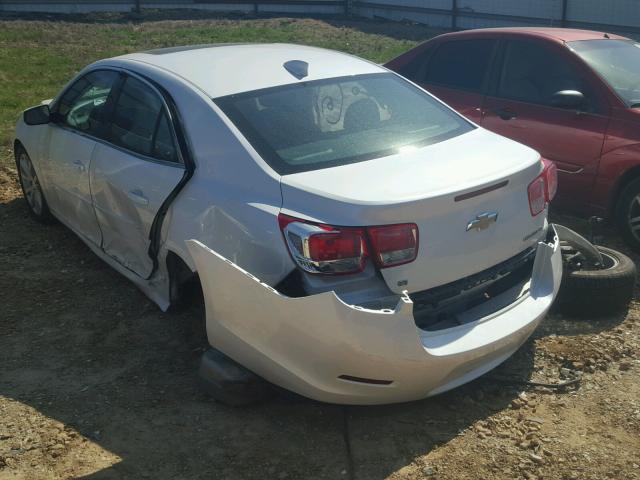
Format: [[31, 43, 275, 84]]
[[604, 33, 610, 39], [283, 60, 309, 80]]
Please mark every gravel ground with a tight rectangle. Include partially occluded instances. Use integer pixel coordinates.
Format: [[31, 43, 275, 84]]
[[1, 164, 639, 480]]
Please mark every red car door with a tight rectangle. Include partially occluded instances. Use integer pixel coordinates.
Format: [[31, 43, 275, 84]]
[[481, 38, 610, 213], [410, 38, 498, 124]]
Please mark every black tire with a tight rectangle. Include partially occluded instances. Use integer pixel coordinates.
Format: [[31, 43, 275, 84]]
[[553, 246, 636, 318], [615, 177, 640, 252], [14, 144, 54, 223]]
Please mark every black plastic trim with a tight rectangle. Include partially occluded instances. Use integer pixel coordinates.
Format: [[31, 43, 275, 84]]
[[411, 246, 536, 331], [338, 375, 393, 385], [139, 75, 196, 280]]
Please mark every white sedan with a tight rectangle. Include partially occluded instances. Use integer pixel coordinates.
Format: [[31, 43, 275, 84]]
[[14, 43, 562, 405]]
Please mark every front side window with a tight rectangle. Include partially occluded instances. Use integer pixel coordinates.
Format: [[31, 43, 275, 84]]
[[215, 73, 474, 174], [569, 39, 640, 108], [424, 39, 496, 92], [109, 76, 178, 163], [497, 40, 596, 110], [55, 70, 119, 136]]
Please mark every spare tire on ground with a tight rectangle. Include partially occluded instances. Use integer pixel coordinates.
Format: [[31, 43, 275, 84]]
[[553, 245, 636, 318]]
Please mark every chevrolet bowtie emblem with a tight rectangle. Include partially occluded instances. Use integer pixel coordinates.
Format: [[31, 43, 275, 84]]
[[466, 212, 499, 232]]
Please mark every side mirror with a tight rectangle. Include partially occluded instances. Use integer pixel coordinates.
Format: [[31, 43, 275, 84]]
[[551, 90, 585, 109], [23, 104, 51, 125]]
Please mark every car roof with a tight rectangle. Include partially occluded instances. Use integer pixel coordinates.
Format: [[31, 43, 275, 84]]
[[437, 27, 628, 43], [113, 43, 385, 98]]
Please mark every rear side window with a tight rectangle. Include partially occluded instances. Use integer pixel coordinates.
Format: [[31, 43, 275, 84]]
[[109, 76, 178, 163], [424, 39, 496, 92], [151, 110, 178, 162], [55, 70, 119, 136]]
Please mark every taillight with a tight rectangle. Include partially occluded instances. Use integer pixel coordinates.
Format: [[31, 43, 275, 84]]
[[278, 214, 419, 274], [367, 223, 418, 268], [528, 159, 557, 216], [543, 159, 558, 201], [278, 214, 367, 274], [308, 231, 364, 262], [528, 176, 546, 216]]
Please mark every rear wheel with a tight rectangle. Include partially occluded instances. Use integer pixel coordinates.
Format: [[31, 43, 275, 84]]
[[554, 246, 636, 317], [15, 146, 53, 223], [616, 177, 640, 252]]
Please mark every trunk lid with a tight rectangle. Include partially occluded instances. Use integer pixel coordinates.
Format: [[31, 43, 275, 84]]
[[279, 128, 547, 294]]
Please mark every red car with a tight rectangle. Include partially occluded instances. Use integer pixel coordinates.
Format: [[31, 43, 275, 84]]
[[386, 28, 640, 250]]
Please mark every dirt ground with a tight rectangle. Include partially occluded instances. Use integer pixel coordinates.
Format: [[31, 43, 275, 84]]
[[1, 162, 639, 480]]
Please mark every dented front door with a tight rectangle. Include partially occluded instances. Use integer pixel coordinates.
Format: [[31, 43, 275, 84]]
[[46, 128, 102, 245]]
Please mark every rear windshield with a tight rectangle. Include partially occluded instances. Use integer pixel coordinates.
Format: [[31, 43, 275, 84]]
[[569, 39, 640, 108], [214, 73, 474, 174]]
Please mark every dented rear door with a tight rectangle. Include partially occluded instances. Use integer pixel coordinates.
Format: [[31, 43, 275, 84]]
[[89, 75, 184, 278], [90, 144, 183, 277]]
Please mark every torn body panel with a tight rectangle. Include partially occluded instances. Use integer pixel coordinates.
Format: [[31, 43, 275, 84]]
[[84, 238, 172, 311], [89, 142, 184, 278], [186, 225, 562, 405]]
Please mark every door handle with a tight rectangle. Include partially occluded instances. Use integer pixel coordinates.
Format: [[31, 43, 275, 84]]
[[127, 189, 149, 206], [492, 108, 517, 121], [73, 160, 86, 172]]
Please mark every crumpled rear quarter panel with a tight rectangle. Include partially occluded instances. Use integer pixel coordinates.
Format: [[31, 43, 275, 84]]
[[186, 227, 561, 405]]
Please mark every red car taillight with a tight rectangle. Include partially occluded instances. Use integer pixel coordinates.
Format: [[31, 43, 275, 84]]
[[528, 176, 546, 216], [278, 214, 419, 274], [528, 159, 558, 216], [367, 223, 418, 268]]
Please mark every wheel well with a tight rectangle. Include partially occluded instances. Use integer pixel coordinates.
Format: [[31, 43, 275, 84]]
[[166, 250, 201, 309], [610, 166, 640, 217], [13, 139, 25, 158]]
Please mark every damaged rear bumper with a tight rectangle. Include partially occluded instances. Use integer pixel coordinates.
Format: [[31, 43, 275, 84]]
[[186, 225, 562, 405]]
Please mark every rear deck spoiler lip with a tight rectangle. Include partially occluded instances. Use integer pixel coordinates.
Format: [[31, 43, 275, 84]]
[[454, 179, 509, 202]]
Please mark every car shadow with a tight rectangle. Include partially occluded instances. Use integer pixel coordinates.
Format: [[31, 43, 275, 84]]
[[539, 310, 629, 337], [0, 186, 630, 479]]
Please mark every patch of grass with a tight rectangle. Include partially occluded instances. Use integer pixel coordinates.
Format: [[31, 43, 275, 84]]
[[0, 11, 443, 166]]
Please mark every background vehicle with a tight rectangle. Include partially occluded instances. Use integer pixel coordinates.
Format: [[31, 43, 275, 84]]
[[386, 28, 640, 251], [14, 44, 562, 404]]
